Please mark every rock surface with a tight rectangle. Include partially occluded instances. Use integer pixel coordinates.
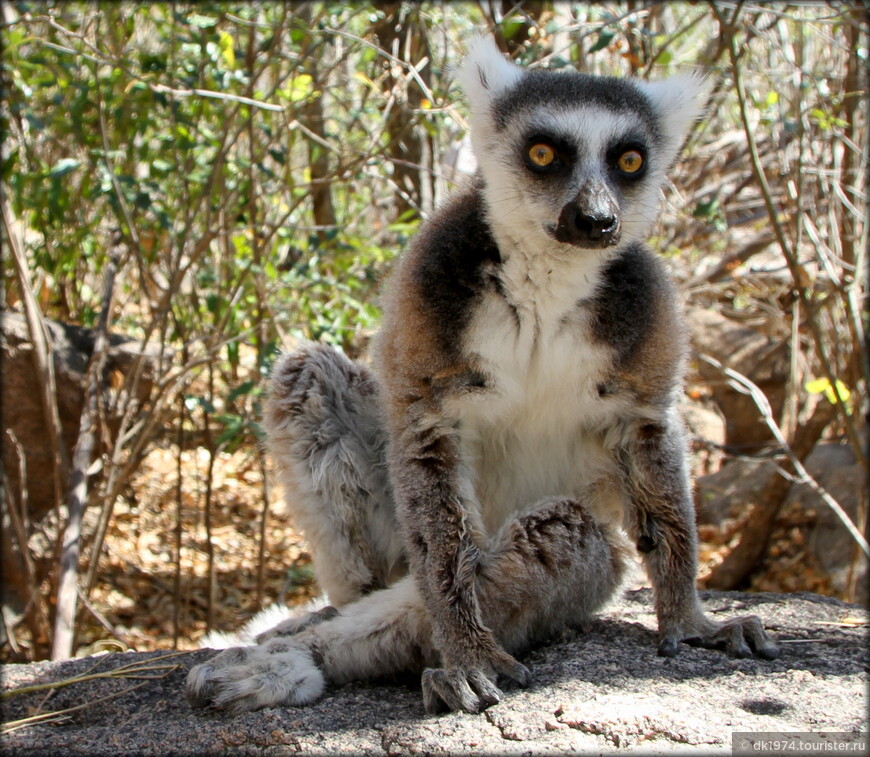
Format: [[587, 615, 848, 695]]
[[794, 441, 867, 599], [3, 589, 867, 755], [696, 440, 867, 601], [688, 308, 793, 451], [1, 311, 165, 523], [1, 312, 168, 617]]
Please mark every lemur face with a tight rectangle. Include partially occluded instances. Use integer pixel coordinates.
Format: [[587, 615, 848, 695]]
[[500, 94, 655, 250], [456, 38, 707, 255]]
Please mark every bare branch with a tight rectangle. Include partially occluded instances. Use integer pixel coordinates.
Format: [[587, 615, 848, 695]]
[[52, 243, 120, 660]]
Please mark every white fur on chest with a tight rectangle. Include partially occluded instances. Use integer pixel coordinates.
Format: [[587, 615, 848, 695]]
[[451, 254, 629, 533]]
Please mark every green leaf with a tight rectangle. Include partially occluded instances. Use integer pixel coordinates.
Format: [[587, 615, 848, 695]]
[[653, 49, 673, 66], [811, 108, 847, 130], [693, 198, 720, 218], [279, 74, 317, 103], [268, 147, 286, 165], [588, 29, 615, 54], [134, 190, 151, 210], [173, 124, 195, 150], [151, 159, 173, 174], [501, 18, 525, 41], [227, 380, 257, 403], [227, 341, 239, 367], [188, 13, 218, 29], [48, 158, 81, 178]]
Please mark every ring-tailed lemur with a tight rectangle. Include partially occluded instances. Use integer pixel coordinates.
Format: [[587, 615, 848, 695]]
[[187, 36, 778, 716]]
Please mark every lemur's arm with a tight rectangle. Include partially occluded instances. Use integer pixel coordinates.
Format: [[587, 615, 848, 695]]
[[619, 414, 778, 659], [597, 255, 779, 661], [388, 418, 530, 712], [619, 415, 709, 640], [376, 212, 530, 714]]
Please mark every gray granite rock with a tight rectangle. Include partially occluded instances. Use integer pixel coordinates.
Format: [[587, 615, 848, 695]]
[[2, 589, 867, 755]]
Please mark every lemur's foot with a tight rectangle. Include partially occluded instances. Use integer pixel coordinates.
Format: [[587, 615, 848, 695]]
[[421, 652, 530, 714], [256, 605, 339, 642], [658, 613, 779, 660], [186, 638, 325, 714]]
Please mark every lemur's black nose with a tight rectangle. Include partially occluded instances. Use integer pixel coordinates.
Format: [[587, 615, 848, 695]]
[[553, 186, 621, 248], [573, 209, 618, 239]]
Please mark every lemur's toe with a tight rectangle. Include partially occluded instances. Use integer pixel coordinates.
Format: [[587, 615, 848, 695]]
[[660, 613, 779, 661], [421, 667, 504, 714], [754, 639, 781, 660], [657, 637, 680, 657], [185, 664, 217, 708]]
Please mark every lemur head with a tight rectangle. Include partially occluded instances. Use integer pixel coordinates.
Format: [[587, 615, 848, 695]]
[[456, 36, 706, 255]]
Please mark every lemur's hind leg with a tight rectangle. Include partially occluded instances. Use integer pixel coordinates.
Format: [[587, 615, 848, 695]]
[[264, 343, 407, 609], [187, 495, 631, 714], [423, 497, 633, 713]]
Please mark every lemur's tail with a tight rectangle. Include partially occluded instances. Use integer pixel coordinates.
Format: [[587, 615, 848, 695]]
[[187, 576, 434, 712]]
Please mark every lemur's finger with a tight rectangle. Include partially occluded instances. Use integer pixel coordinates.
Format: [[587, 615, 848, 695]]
[[421, 668, 483, 714], [657, 637, 680, 657], [751, 635, 781, 660], [421, 669, 448, 714], [466, 669, 502, 707], [727, 637, 753, 658], [738, 615, 781, 660], [491, 652, 531, 687], [661, 614, 780, 661], [186, 664, 217, 708]]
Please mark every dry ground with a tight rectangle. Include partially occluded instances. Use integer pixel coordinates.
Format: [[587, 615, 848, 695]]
[[76, 445, 318, 656]]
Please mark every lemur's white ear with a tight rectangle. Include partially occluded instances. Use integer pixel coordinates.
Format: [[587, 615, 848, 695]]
[[456, 36, 523, 109], [639, 73, 709, 154]]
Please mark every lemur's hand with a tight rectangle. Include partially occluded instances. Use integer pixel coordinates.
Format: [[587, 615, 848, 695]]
[[421, 646, 530, 714], [657, 611, 780, 660]]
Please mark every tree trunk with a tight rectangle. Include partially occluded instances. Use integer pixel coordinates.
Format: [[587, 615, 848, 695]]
[[297, 4, 337, 243], [52, 246, 118, 660]]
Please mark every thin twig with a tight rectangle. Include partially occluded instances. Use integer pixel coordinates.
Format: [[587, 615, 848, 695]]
[[172, 393, 186, 649], [148, 82, 284, 111], [320, 25, 435, 104], [52, 242, 120, 661], [1, 650, 193, 700], [1, 432, 38, 604], [36, 35, 284, 112], [1, 430, 52, 646], [0, 652, 192, 735], [255, 447, 271, 610]]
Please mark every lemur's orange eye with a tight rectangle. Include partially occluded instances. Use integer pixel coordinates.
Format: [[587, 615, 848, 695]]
[[528, 143, 555, 167], [617, 150, 644, 174]]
